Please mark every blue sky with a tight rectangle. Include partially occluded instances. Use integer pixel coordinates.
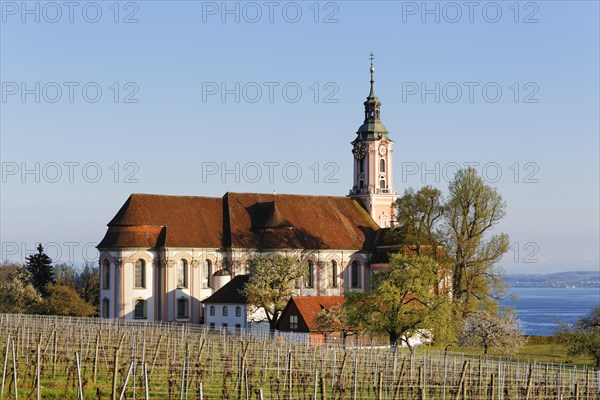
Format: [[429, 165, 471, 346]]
[[1, 1, 598, 274]]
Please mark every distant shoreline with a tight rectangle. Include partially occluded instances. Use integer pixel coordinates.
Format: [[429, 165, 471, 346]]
[[504, 270, 599, 289], [509, 284, 600, 288]]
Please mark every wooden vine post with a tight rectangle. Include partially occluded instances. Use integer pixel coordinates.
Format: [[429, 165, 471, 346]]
[[454, 360, 470, 400]]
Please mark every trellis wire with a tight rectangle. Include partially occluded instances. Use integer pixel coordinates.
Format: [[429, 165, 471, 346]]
[[0, 313, 598, 400]]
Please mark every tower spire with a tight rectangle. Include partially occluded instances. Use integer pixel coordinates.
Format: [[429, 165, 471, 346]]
[[369, 52, 375, 98], [357, 52, 387, 140], [349, 54, 397, 228]]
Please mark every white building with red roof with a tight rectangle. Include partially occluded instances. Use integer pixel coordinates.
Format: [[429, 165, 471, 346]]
[[97, 61, 398, 324]]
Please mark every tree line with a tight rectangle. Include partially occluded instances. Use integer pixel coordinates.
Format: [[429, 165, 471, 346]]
[[242, 167, 599, 365], [1, 167, 596, 365], [0, 243, 98, 316], [242, 167, 521, 354]]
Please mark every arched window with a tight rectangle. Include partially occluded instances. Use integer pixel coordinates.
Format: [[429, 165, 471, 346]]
[[209, 305, 215, 316], [305, 260, 314, 288], [380, 179, 386, 189], [177, 259, 188, 288], [351, 261, 361, 289], [134, 299, 146, 319], [102, 298, 109, 318], [102, 259, 110, 290], [203, 260, 212, 288], [177, 298, 189, 319], [235, 306, 241, 317], [134, 260, 145, 289], [359, 159, 364, 173], [359, 180, 364, 189], [380, 159, 385, 172], [223, 306, 228, 317], [328, 261, 338, 288]]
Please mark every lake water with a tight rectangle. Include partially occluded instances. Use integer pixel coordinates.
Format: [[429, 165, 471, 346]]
[[501, 287, 600, 336]]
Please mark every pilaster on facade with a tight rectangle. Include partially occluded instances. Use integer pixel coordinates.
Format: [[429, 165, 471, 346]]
[[348, 58, 398, 228]]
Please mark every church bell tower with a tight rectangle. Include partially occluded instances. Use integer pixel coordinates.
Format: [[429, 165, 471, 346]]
[[349, 54, 397, 228]]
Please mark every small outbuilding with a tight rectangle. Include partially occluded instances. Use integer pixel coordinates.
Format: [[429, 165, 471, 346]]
[[201, 274, 251, 333], [277, 296, 346, 345]]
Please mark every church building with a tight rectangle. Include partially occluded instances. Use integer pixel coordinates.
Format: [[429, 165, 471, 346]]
[[97, 57, 398, 323]]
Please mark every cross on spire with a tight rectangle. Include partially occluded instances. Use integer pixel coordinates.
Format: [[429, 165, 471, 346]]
[[369, 52, 375, 83], [361, 52, 384, 128], [367, 52, 376, 99]]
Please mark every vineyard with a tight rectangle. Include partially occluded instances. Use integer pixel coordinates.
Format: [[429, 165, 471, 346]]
[[0, 314, 598, 400]]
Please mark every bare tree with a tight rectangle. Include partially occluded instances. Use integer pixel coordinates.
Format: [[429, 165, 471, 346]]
[[75, 262, 100, 308], [460, 310, 525, 356], [243, 254, 307, 331], [445, 167, 510, 318], [313, 303, 358, 347]]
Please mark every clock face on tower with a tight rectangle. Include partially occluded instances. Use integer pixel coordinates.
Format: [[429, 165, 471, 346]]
[[378, 144, 387, 156], [353, 141, 366, 160]]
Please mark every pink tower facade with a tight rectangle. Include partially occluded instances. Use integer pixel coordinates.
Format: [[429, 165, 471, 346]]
[[349, 55, 397, 228]]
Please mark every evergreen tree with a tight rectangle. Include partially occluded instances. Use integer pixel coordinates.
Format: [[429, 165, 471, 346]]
[[25, 244, 55, 297]]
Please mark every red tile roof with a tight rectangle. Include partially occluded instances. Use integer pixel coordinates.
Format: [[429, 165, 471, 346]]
[[99, 192, 380, 250], [98, 225, 165, 248], [99, 194, 223, 248], [283, 296, 346, 331], [225, 192, 379, 250]]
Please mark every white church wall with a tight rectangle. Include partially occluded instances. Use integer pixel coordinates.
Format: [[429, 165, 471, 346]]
[[121, 250, 156, 320], [160, 248, 222, 323], [100, 247, 376, 323], [204, 303, 247, 333], [99, 251, 118, 319]]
